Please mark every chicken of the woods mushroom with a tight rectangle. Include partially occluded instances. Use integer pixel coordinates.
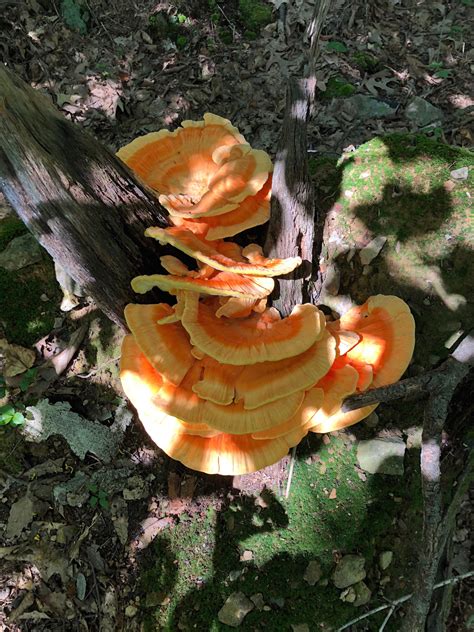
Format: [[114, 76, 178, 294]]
[[118, 113, 415, 476]]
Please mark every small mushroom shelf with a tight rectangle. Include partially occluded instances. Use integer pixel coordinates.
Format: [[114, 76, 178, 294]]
[[118, 114, 415, 476]]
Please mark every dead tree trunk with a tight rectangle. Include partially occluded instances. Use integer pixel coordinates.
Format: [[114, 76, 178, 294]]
[[0, 66, 169, 328]]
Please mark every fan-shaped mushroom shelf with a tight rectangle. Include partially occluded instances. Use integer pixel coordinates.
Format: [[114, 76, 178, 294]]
[[118, 114, 415, 475]]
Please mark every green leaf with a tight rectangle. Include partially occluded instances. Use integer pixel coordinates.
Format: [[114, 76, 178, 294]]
[[99, 496, 109, 509], [19, 367, 37, 392], [89, 496, 98, 508], [435, 69, 452, 78], [0, 403, 15, 418], [176, 34, 188, 49], [0, 415, 13, 426], [177, 13, 186, 23], [11, 412, 25, 426], [326, 41, 348, 53], [88, 483, 98, 493]]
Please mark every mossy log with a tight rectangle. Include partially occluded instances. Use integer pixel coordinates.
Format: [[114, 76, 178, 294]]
[[0, 66, 169, 328]]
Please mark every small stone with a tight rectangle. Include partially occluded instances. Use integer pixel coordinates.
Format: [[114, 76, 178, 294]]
[[263, 605, 271, 612], [40, 293, 49, 302], [352, 581, 372, 607], [340, 586, 356, 603], [250, 593, 265, 610], [357, 437, 406, 475], [363, 412, 379, 428], [125, 605, 138, 617], [318, 577, 329, 587], [303, 560, 322, 586], [341, 95, 398, 120], [359, 236, 387, 265], [228, 570, 243, 582], [240, 550, 253, 562], [379, 551, 393, 570], [270, 597, 285, 608], [405, 96, 443, 127], [0, 233, 43, 271], [450, 167, 469, 180], [333, 555, 366, 589], [218, 592, 254, 627], [380, 575, 391, 586], [292, 625, 310, 632]]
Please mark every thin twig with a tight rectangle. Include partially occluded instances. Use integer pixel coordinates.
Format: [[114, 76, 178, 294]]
[[337, 570, 474, 631], [285, 446, 297, 498], [378, 604, 395, 631]]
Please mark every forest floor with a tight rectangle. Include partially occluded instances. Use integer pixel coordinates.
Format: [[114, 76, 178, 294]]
[[1, 0, 473, 631]]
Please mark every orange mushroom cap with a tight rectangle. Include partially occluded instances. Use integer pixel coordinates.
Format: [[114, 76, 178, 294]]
[[117, 114, 272, 220], [153, 363, 305, 435], [234, 328, 336, 409], [120, 335, 218, 437], [131, 271, 274, 300], [181, 291, 327, 365], [335, 295, 415, 387], [170, 174, 272, 240], [124, 303, 195, 386], [145, 226, 302, 277]]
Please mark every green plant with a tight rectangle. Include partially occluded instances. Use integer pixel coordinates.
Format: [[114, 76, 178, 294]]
[[88, 483, 109, 509], [19, 367, 37, 393], [326, 41, 348, 53], [0, 403, 25, 427], [0, 376, 6, 398], [176, 34, 188, 49], [351, 51, 379, 72], [322, 76, 356, 99], [428, 62, 452, 79], [238, 0, 272, 33], [61, 0, 89, 35]]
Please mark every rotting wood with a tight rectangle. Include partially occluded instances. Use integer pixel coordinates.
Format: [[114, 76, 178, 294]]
[[0, 66, 169, 328]]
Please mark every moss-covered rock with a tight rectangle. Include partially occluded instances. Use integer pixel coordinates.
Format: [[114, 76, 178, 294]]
[[238, 0, 272, 33], [322, 76, 357, 99]]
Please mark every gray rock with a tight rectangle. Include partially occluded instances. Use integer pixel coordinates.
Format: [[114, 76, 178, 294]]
[[333, 555, 366, 589], [322, 263, 340, 296], [304, 560, 322, 586], [450, 167, 468, 180], [359, 236, 387, 265], [379, 550, 393, 570], [357, 437, 406, 475], [250, 593, 265, 610], [405, 97, 443, 127], [218, 592, 254, 627], [0, 233, 43, 271], [363, 412, 379, 428], [352, 581, 372, 606], [341, 95, 398, 120]]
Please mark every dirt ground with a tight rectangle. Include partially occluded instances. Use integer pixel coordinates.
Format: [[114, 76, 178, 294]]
[[0, 0, 473, 630]]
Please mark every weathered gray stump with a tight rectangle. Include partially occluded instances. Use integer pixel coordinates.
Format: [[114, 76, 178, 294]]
[[0, 66, 169, 328]]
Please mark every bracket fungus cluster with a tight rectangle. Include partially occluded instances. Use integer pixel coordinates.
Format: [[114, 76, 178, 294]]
[[118, 114, 416, 475]]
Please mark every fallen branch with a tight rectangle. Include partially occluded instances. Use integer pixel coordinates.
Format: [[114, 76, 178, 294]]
[[337, 570, 474, 631]]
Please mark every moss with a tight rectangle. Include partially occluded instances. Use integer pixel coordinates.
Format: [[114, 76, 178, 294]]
[[139, 435, 423, 631], [351, 51, 380, 72], [0, 261, 61, 347], [0, 427, 26, 474], [322, 76, 356, 99], [0, 216, 27, 252], [238, 0, 272, 33], [218, 27, 233, 45]]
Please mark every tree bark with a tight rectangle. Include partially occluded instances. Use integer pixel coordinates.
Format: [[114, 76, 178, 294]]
[[0, 66, 169, 328]]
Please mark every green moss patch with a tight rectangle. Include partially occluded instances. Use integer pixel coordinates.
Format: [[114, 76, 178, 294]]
[[139, 434, 422, 631], [312, 134, 473, 367], [238, 0, 272, 33], [322, 76, 357, 99], [0, 261, 61, 347]]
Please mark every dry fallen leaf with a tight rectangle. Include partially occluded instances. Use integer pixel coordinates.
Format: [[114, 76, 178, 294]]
[[329, 488, 337, 500], [0, 339, 35, 377]]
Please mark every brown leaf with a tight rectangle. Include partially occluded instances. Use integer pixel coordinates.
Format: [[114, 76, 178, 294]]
[[329, 488, 337, 500], [0, 339, 36, 377]]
